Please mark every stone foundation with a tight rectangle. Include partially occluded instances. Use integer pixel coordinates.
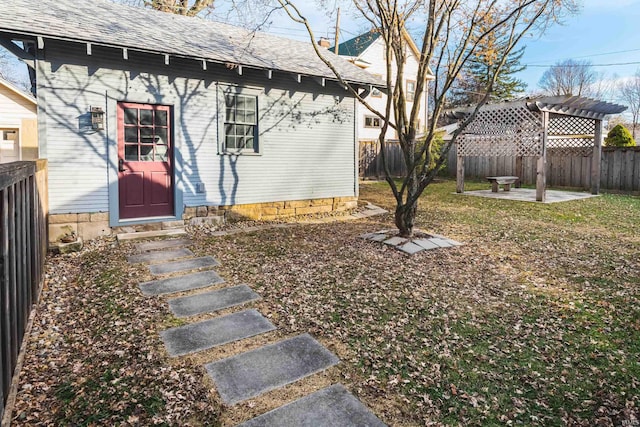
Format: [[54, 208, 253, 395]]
[[48, 196, 358, 243]]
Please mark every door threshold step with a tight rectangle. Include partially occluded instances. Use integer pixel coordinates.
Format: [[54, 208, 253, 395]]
[[117, 228, 187, 242]]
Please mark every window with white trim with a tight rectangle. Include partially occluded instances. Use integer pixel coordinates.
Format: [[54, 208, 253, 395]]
[[224, 93, 258, 153], [364, 115, 381, 128], [406, 80, 416, 102]]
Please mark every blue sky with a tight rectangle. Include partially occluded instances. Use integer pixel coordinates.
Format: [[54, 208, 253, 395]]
[[261, 0, 640, 100]]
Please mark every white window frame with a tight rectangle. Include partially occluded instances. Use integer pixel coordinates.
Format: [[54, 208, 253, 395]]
[[364, 115, 381, 128], [217, 85, 262, 155]]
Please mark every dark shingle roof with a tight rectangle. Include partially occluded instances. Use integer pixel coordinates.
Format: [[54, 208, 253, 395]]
[[0, 0, 383, 87], [331, 31, 380, 57]]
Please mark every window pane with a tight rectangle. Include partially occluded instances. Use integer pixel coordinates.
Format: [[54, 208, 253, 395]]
[[140, 144, 154, 161], [244, 96, 256, 111], [124, 108, 137, 125], [155, 128, 168, 145], [225, 123, 235, 137], [140, 127, 154, 143], [245, 110, 256, 124], [225, 135, 237, 149], [236, 109, 247, 123], [155, 110, 167, 126], [244, 125, 254, 136], [236, 96, 246, 109], [225, 95, 235, 108], [226, 107, 235, 122], [155, 144, 168, 162], [140, 109, 153, 125], [243, 137, 254, 150], [124, 144, 138, 161], [124, 127, 138, 142]]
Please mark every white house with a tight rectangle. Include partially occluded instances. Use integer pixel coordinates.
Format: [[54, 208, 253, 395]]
[[332, 30, 432, 141]]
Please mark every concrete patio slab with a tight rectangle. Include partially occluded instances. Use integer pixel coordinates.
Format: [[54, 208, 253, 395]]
[[398, 242, 424, 255], [135, 238, 192, 252], [161, 309, 276, 357], [413, 239, 439, 251], [459, 188, 598, 203], [237, 384, 386, 427], [138, 270, 224, 296], [149, 256, 220, 275], [127, 247, 193, 264], [205, 334, 340, 405], [168, 284, 260, 317]]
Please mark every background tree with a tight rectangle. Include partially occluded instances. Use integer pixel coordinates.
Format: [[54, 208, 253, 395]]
[[450, 22, 527, 106], [115, 0, 215, 16], [617, 69, 640, 139], [605, 124, 636, 147], [538, 58, 598, 96], [279, 0, 577, 237]]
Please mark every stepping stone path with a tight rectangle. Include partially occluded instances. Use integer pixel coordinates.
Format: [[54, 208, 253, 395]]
[[131, 236, 386, 426], [168, 284, 260, 317]]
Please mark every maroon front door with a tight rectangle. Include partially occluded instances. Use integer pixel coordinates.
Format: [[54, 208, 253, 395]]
[[117, 102, 174, 219]]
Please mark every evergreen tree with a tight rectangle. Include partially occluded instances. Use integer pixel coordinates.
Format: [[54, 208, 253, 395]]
[[605, 124, 636, 147], [450, 23, 527, 106]]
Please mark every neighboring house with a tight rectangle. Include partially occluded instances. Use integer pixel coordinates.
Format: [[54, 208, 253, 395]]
[[331, 30, 433, 141], [0, 77, 37, 163], [0, 0, 382, 242]]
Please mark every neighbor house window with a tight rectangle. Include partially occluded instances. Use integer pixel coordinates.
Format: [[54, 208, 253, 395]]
[[406, 80, 416, 102], [224, 93, 258, 153], [364, 115, 381, 128]]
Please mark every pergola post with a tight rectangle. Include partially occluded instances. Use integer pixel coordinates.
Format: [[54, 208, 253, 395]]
[[456, 155, 465, 193], [591, 119, 603, 194], [536, 111, 549, 202], [515, 156, 523, 188]]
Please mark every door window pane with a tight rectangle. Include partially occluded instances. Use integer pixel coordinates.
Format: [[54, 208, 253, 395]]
[[154, 110, 167, 126], [140, 144, 154, 161], [124, 127, 138, 142], [124, 108, 138, 125], [140, 109, 153, 125], [155, 144, 168, 162], [140, 127, 154, 143], [155, 128, 167, 145], [124, 144, 138, 161]]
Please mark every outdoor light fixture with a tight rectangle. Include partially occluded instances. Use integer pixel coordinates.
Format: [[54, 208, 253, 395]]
[[90, 106, 105, 130]]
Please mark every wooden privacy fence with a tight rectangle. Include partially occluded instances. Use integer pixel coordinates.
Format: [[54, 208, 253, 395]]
[[359, 140, 407, 179], [0, 160, 48, 418], [446, 145, 640, 192]]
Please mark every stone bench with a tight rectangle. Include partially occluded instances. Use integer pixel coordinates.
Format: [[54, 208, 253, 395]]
[[486, 176, 519, 192]]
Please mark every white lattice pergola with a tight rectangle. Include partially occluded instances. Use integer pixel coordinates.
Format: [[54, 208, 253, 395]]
[[449, 96, 627, 201]]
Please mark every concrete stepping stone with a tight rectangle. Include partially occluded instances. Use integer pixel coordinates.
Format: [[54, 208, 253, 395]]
[[127, 247, 193, 264], [205, 333, 340, 405], [138, 270, 224, 296], [161, 309, 275, 357], [135, 238, 192, 252], [168, 284, 260, 317], [149, 256, 220, 275], [238, 384, 386, 427]]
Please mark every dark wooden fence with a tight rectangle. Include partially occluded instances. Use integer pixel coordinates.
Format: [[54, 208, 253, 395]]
[[359, 140, 407, 179], [0, 160, 47, 418], [446, 145, 640, 192]]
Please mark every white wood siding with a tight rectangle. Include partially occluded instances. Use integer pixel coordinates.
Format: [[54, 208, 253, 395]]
[[354, 38, 428, 141], [0, 86, 36, 126], [38, 41, 356, 217]]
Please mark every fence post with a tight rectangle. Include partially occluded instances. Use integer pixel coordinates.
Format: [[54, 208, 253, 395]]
[[591, 119, 603, 195]]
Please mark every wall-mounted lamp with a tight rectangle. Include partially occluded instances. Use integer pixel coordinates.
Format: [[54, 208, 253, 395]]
[[90, 106, 105, 131]]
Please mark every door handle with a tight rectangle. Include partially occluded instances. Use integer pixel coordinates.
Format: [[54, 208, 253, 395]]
[[118, 158, 125, 172]]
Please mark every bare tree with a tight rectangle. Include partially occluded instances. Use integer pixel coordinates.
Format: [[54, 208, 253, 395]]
[[278, 0, 578, 237], [538, 58, 598, 97], [617, 69, 640, 139], [112, 0, 215, 16]]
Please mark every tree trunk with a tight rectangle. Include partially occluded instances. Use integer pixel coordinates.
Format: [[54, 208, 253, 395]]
[[395, 201, 417, 238]]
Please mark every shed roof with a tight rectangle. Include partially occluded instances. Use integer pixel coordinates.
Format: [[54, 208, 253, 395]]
[[0, 0, 383, 87], [449, 95, 627, 121], [0, 77, 36, 105]]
